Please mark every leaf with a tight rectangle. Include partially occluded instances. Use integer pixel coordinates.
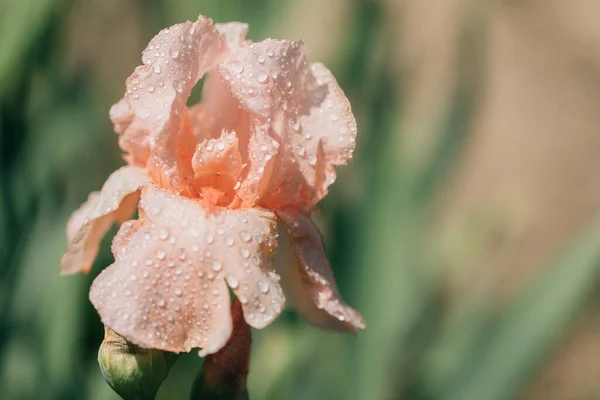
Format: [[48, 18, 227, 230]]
[[442, 221, 600, 400]]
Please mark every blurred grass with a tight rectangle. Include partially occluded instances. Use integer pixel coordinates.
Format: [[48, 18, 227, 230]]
[[2, 1, 600, 400]]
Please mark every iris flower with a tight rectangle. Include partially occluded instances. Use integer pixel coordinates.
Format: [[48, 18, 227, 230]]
[[61, 15, 364, 356]]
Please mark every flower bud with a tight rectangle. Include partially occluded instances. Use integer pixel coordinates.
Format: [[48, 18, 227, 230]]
[[98, 327, 176, 400]]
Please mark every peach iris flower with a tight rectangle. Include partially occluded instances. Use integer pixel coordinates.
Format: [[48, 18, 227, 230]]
[[61, 15, 364, 356]]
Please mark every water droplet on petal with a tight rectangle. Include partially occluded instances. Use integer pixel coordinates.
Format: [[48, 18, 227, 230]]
[[230, 61, 243, 74], [226, 275, 239, 289], [240, 231, 251, 242], [258, 280, 270, 294], [256, 70, 268, 83], [212, 260, 222, 272]]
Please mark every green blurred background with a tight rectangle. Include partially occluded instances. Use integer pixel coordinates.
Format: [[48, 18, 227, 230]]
[[4, 0, 600, 399]]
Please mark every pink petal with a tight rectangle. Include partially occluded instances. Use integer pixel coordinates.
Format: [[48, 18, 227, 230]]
[[277, 212, 365, 332], [237, 121, 279, 207], [218, 40, 356, 210], [187, 24, 251, 152], [192, 130, 243, 201], [61, 166, 149, 275], [109, 99, 150, 165], [216, 22, 249, 50], [121, 15, 226, 191], [89, 184, 284, 355], [299, 63, 357, 167], [218, 39, 308, 120]]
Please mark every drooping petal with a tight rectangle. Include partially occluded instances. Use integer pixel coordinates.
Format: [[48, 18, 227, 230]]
[[61, 166, 149, 275], [277, 212, 365, 332], [121, 15, 225, 191], [89, 184, 284, 355]]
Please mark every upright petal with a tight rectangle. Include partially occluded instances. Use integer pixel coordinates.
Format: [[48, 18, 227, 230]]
[[89, 184, 284, 355], [218, 39, 308, 120], [218, 40, 357, 210], [61, 166, 149, 275], [236, 121, 280, 207], [192, 130, 243, 201], [188, 23, 251, 153], [121, 15, 225, 190], [277, 212, 365, 332]]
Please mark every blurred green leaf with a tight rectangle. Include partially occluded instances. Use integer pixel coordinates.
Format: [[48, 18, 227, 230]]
[[0, 0, 58, 95], [442, 220, 600, 400]]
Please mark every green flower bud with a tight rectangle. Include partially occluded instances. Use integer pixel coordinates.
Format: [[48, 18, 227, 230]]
[[98, 327, 177, 400]]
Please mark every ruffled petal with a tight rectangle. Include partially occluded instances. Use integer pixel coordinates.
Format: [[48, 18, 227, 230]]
[[237, 121, 280, 207], [109, 99, 150, 165], [187, 23, 251, 151], [89, 184, 284, 355], [61, 166, 149, 275], [192, 130, 242, 203], [277, 212, 365, 332], [120, 15, 226, 190], [218, 39, 308, 120], [218, 40, 356, 210]]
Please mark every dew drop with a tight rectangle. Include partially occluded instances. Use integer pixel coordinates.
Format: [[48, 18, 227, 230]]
[[212, 260, 222, 272], [155, 249, 166, 260], [205, 233, 214, 244], [147, 84, 155, 93], [256, 71, 268, 83], [225, 237, 234, 247], [158, 228, 169, 240], [170, 48, 180, 59], [240, 231, 251, 242], [230, 61, 243, 74], [239, 248, 250, 258], [226, 275, 239, 289], [258, 280, 270, 294]]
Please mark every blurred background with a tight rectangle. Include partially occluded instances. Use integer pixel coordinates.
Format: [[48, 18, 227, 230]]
[[3, 0, 600, 399]]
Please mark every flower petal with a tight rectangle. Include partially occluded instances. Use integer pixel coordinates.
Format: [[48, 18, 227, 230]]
[[237, 121, 280, 207], [218, 39, 308, 120], [218, 41, 356, 210], [61, 166, 149, 275], [187, 24, 250, 150], [90, 184, 284, 355], [277, 212, 365, 332], [192, 130, 243, 198], [121, 15, 225, 190], [109, 99, 150, 165]]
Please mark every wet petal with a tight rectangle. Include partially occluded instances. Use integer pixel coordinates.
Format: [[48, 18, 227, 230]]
[[299, 63, 357, 166], [121, 15, 225, 190], [237, 121, 279, 207], [218, 39, 309, 119], [277, 212, 365, 332], [109, 99, 150, 165], [216, 22, 249, 50], [192, 130, 243, 200], [188, 23, 250, 150], [218, 40, 356, 210], [90, 184, 284, 355], [61, 166, 149, 275]]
